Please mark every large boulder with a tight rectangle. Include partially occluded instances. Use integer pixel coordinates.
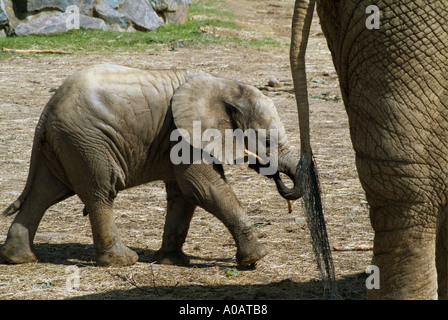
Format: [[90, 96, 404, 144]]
[[21, 0, 94, 16], [96, 0, 191, 31], [0, 0, 190, 36], [152, 0, 191, 24], [164, 0, 191, 24], [152, 0, 185, 12], [12, 11, 106, 36], [101, 0, 123, 9], [0, 0, 8, 28], [117, 0, 163, 31], [93, 2, 131, 31]]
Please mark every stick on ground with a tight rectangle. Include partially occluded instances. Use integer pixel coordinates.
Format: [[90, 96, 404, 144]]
[[2, 48, 74, 54]]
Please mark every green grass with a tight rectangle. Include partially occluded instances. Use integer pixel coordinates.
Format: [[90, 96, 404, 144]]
[[189, 0, 236, 20], [0, 0, 287, 56]]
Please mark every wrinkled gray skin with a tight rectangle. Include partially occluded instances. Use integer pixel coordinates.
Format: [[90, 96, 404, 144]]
[[0, 64, 302, 267], [291, 0, 448, 299]]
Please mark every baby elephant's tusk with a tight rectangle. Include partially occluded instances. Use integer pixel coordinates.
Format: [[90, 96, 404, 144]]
[[287, 200, 293, 213], [244, 149, 267, 165]]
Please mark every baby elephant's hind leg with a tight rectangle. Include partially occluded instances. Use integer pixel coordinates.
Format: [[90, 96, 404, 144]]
[[60, 141, 138, 267], [153, 181, 196, 265], [0, 158, 73, 264]]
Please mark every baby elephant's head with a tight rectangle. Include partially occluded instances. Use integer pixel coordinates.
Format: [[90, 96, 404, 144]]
[[170, 73, 302, 201]]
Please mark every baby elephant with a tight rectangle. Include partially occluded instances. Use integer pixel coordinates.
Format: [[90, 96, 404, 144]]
[[1, 64, 302, 267]]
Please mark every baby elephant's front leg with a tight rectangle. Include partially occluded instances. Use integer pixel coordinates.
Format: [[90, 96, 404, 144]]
[[176, 164, 268, 266], [86, 201, 138, 267], [153, 182, 196, 265], [220, 209, 269, 266]]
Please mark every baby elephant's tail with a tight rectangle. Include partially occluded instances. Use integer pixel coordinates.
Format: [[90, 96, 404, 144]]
[[3, 114, 44, 217], [3, 160, 36, 216], [3, 199, 23, 217]]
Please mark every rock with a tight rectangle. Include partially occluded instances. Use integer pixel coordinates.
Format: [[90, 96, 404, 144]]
[[1, 0, 190, 36], [268, 79, 282, 88], [101, 0, 124, 9], [164, 0, 190, 24], [24, 0, 73, 12], [0, 0, 8, 28], [17, 0, 94, 16], [151, 0, 182, 12], [12, 11, 106, 36], [94, 3, 131, 31], [118, 0, 163, 31], [152, 0, 191, 24], [77, 0, 95, 16], [2, 0, 21, 35]]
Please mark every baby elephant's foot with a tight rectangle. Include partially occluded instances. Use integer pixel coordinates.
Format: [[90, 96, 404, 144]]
[[96, 241, 138, 267], [1, 224, 39, 264], [236, 237, 268, 266], [153, 249, 190, 265], [0, 242, 39, 264]]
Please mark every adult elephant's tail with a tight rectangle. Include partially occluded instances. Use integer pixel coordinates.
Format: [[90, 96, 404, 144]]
[[290, 0, 338, 298]]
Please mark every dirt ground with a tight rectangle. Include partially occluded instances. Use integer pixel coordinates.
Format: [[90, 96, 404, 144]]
[[0, 0, 373, 300]]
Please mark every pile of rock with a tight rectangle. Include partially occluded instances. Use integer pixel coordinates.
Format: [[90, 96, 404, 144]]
[[0, 0, 191, 36]]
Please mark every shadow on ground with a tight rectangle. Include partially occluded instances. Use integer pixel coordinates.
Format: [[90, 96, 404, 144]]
[[1, 243, 367, 300], [67, 272, 366, 300]]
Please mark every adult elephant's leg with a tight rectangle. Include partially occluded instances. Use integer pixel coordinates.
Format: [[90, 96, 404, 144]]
[[368, 205, 438, 299], [174, 163, 268, 266], [346, 65, 446, 299], [436, 205, 448, 299], [153, 181, 196, 265], [315, 0, 448, 299], [359, 159, 439, 299]]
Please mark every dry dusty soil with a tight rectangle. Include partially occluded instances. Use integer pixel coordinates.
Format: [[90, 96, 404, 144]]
[[0, 0, 373, 300]]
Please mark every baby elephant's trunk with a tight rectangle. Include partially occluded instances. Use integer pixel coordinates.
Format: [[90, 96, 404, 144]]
[[273, 152, 302, 201]]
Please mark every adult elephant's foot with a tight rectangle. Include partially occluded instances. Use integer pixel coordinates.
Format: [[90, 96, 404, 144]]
[[95, 241, 138, 267], [0, 241, 39, 264], [153, 249, 190, 265]]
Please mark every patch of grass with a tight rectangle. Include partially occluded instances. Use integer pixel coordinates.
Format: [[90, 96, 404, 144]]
[[190, 0, 236, 20], [310, 92, 342, 103], [0, 0, 286, 57], [220, 267, 240, 277], [253, 221, 272, 228]]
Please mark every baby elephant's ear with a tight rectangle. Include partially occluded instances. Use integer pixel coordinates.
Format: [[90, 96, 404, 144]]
[[171, 73, 247, 164]]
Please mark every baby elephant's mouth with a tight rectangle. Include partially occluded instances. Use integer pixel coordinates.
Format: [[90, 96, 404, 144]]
[[272, 169, 302, 201], [246, 148, 302, 201]]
